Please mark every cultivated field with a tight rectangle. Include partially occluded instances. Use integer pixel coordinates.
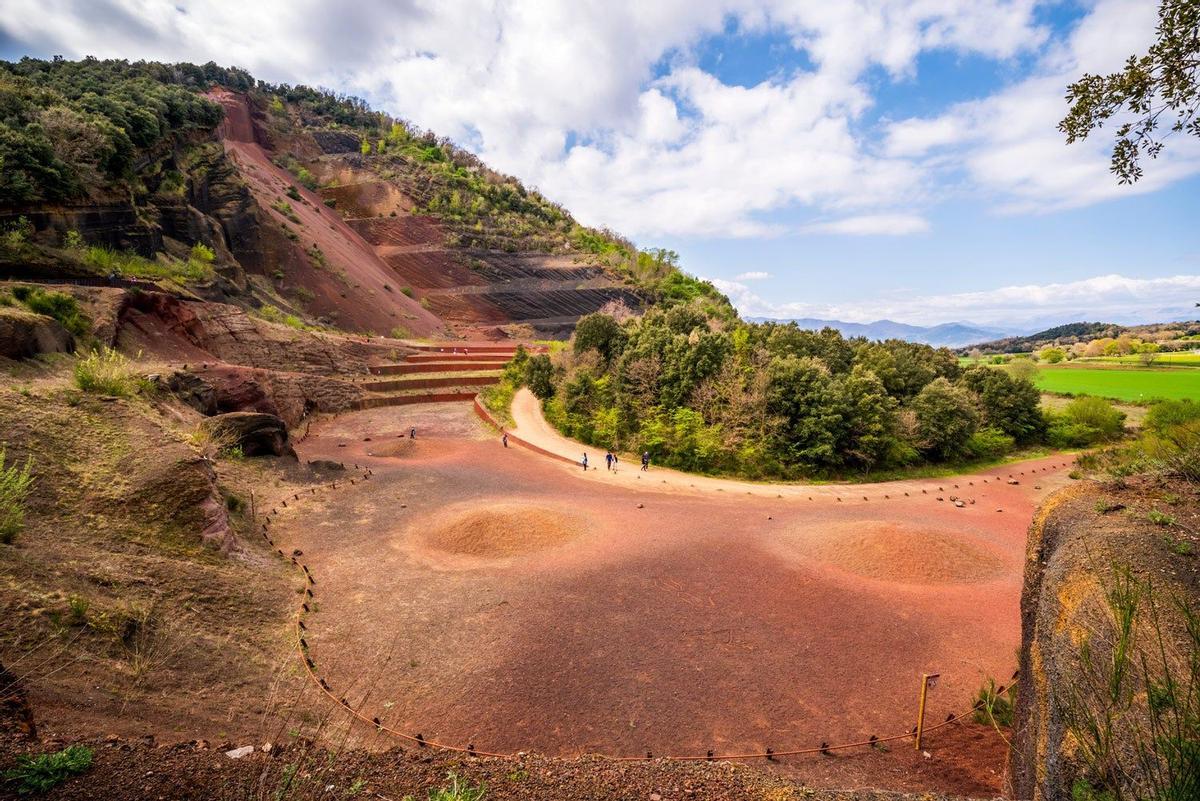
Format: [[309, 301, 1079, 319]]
[[1033, 364, 1200, 402]]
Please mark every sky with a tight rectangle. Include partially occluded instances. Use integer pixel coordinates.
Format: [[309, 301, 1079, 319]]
[[3, 0, 1198, 330]]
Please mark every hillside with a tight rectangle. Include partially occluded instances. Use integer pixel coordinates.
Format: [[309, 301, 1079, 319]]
[[969, 319, 1200, 354], [749, 316, 1012, 347], [0, 57, 726, 340]]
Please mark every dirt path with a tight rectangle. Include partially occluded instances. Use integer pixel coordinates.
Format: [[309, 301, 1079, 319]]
[[510, 387, 1070, 500], [263, 399, 1075, 796]]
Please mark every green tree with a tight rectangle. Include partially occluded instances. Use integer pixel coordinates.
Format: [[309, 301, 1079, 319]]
[[572, 312, 625, 363], [523, 353, 555, 400], [1060, 0, 1200, 183], [960, 365, 1046, 443], [911, 377, 981, 460], [831, 365, 898, 470], [765, 356, 841, 467]]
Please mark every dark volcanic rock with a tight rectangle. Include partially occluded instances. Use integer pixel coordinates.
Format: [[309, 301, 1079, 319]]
[[198, 411, 294, 458], [168, 370, 218, 416], [311, 130, 362, 154], [0, 307, 74, 359]]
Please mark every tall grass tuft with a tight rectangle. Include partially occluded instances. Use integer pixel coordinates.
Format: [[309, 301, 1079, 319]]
[[0, 446, 34, 544], [74, 347, 140, 397]]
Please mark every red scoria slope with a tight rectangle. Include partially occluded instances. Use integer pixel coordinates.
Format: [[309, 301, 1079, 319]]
[[208, 89, 445, 337]]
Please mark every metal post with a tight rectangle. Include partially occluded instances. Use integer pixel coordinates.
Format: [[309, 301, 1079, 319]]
[[915, 672, 940, 750]]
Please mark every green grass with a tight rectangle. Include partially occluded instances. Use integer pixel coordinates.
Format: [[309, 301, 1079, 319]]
[[3, 745, 93, 794], [74, 347, 141, 397], [1034, 366, 1200, 402]]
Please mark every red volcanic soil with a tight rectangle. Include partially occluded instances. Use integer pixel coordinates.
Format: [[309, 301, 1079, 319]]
[[207, 89, 445, 337], [264, 400, 1073, 796]]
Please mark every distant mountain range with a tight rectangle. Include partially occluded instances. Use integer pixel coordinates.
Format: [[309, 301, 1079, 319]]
[[747, 317, 1016, 347]]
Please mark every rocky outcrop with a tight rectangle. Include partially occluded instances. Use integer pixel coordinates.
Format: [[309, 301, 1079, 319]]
[[197, 412, 294, 458], [310, 130, 362, 154], [0, 307, 73, 359], [1011, 478, 1199, 801]]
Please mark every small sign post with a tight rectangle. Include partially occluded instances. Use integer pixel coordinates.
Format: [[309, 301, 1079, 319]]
[[915, 672, 940, 750]]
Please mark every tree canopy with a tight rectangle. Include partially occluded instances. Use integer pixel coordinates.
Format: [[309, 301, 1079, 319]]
[[1060, 0, 1200, 183]]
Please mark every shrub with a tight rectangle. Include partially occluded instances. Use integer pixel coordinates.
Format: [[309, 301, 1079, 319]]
[[286, 185, 303, 201], [1063, 396, 1126, 439], [74, 347, 139, 397], [1047, 418, 1103, 448], [10, 285, 88, 336], [966, 427, 1015, 460], [973, 677, 1016, 728], [323, 197, 337, 208], [2, 745, 93, 794], [63, 229, 85, 250], [1146, 399, 1200, 434], [400, 286, 414, 297], [0, 446, 34, 545], [0, 216, 34, 254]]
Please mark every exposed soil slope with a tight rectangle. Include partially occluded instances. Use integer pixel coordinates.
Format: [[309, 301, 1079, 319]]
[[319, 164, 640, 339], [209, 89, 445, 337]]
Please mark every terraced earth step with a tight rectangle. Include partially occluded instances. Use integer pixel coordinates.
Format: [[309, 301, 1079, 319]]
[[370, 361, 510, 375], [403, 352, 515, 362], [405, 343, 526, 354], [363, 374, 500, 392], [353, 390, 480, 409]]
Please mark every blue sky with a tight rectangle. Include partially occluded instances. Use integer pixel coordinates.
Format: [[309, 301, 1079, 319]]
[[3, 0, 1198, 328]]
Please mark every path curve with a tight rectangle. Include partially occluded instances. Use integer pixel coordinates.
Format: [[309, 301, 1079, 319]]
[[508, 387, 1071, 500]]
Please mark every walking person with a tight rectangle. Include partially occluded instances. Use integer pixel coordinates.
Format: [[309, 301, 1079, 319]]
[[581, 453, 588, 471], [605, 450, 614, 471], [641, 451, 650, 471], [502, 431, 509, 448], [409, 426, 416, 440]]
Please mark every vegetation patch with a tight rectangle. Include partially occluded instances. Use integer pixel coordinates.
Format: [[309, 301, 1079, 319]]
[[3, 745, 94, 794], [74, 346, 142, 397], [0, 445, 34, 544]]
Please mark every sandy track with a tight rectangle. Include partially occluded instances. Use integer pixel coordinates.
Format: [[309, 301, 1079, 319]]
[[271, 400, 1071, 794]]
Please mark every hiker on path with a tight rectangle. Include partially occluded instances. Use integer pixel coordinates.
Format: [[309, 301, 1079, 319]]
[[581, 453, 588, 471], [605, 450, 614, 471], [502, 432, 509, 448], [409, 426, 416, 439], [641, 451, 650, 471]]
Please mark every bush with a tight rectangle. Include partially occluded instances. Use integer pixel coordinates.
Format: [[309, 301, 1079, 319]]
[[1047, 418, 1104, 448], [2, 745, 93, 794], [966, 427, 1015, 460], [1063, 396, 1126, 439], [10, 285, 88, 336], [74, 347, 139, 396], [0, 446, 34, 545], [973, 677, 1016, 728], [1146, 399, 1200, 434]]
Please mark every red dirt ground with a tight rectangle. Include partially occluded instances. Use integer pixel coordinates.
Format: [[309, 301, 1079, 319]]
[[263, 398, 1074, 796]]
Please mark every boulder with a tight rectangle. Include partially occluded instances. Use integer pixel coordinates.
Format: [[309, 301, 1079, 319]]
[[0, 307, 74, 359], [198, 412, 295, 458]]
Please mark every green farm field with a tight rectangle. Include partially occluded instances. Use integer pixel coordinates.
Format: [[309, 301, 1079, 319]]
[[1033, 365, 1200, 402]]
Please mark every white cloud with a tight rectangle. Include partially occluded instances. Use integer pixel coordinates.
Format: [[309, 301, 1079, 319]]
[[711, 273, 1200, 327], [734, 271, 772, 280], [882, 0, 1200, 213], [0, 0, 1052, 239], [801, 213, 930, 236]]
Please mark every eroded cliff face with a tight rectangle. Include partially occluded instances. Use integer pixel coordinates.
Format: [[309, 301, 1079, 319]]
[[1012, 478, 1198, 801]]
